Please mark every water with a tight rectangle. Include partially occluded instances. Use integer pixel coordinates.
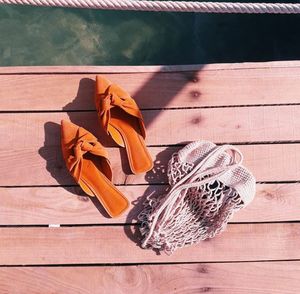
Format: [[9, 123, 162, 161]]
[[1, 5, 300, 65]]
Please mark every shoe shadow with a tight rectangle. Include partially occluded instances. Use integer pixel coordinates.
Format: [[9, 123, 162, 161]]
[[63, 77, 113, 146], [38, 78, 98, 196], [39, 70, 201, 221], [39, 122, 112, 218], [123, 144, 190, 250], [38, 78, 128, 218], [63, 77, 95, 112], [38, 121, 84, 195], [38, 78, 115, 217]]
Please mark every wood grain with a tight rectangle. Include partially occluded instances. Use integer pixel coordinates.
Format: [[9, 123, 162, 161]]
[[1, 106, 300, 149], [1, 262, 299, 294], [2, 63, 300, 111], [1, 62, 300, 288], [1, 184, 299, 225], [1, 144, 299, 186], [1, 223, 299, 265]]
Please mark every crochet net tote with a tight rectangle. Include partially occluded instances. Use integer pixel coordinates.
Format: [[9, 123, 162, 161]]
[[138, 140, 256, 254]]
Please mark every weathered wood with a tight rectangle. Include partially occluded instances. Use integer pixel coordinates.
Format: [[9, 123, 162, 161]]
[[1, 223, 299, 265], [2, 62, 300, 111], [1, 184, 299, 225], [1, 106, 300, 150], [1, 144, 299, 186], [1, 262, 299, 294]]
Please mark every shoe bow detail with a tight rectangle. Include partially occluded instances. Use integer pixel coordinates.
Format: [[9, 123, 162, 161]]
[[95, 78, 146, 139], [68, 129, 109, 182]]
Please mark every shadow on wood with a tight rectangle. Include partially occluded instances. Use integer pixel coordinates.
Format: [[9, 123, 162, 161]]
[[38, 68, 202, 219], [123, 145, 192, 252], [38, 121, 112, 218], [38, 121, 77, 193]]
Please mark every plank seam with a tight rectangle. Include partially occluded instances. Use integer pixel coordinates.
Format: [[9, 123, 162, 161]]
[[1, 221, 300, 228], [2, 103, 300, 113], [146, 141, 300, 147], [0, 141, 297, 152], [0, 183, 166, 188], [1, 180, 300, 188], [1, 259, 300, 267]]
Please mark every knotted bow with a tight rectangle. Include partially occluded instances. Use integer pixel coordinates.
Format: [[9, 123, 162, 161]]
[[95, 81, 146, 139], [68, 129, 109, 182]]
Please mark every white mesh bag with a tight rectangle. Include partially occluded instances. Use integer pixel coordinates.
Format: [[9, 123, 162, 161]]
[[138, 140, 256, 254]]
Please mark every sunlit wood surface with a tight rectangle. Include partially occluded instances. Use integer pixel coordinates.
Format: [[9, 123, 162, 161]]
[[0, 62, 299, 293]]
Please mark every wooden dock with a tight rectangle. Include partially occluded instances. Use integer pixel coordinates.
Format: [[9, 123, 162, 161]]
[[0, 61, 300, 293]]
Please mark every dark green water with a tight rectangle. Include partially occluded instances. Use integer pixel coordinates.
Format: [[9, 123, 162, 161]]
[[1, 5, 300, 65]]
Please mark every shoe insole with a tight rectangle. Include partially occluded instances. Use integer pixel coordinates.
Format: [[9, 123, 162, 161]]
[[80, 159, 129, 218], [110, 108, 153, 174]]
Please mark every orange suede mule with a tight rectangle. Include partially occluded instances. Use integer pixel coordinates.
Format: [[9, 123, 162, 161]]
[[61, 120, 129, 217], [95, 75, 153, 174]]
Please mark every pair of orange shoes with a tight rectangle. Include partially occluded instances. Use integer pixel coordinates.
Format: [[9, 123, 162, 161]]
[[61, 76, 153, 218]]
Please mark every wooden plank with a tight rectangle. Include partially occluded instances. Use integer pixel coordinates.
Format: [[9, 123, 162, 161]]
[[0, 223, 299, 265], [2, 64, 300, 110], [1, 262, 299, 293], [1, 106, 300, 149], [1, 144, 299, 186], [1, 60, 300, 74], [0, 64, 204, 74], [1, 184, 299, 225]]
